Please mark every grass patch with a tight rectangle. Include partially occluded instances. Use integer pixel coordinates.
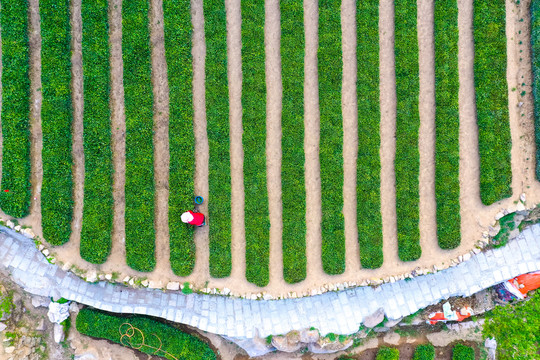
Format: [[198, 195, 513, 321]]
[[164, 0, 195, 277], [123, 0, 155, 272], [452, 343, 474, 360], [357, 0, 383, 268], [281, 0, 306, 283], [413, 344, 435, 360], [41, 0, 73, 246], [395, 0, 421, 261], [376, 347, 400, 360], [242, 0, 270, 287], [80, 0, 113, 264], [205, 0, 232, 278], [532, 0, 540, 180], [0, 0, 31, 218], [474, 0, 512, 205], [434, 0, 460, 250], [319, 0, 345, 275], [76, 308, 216, 360]]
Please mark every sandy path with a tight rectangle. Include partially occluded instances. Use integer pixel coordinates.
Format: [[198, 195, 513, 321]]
[[417, 0, 438, 261], [149, 0, 171, 277], [379, 0, 399, 269], [69, 0, 84, 253], [341, 0, 360, 273], [226, 0, 246, 281], [264, 0, 284, 288], [191, 0, 210, 280]]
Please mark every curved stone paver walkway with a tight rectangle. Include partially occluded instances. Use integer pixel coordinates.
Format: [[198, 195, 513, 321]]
[[1, 224, 540, 338]]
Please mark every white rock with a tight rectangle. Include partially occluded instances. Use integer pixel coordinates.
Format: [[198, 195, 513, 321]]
[[14, 225, 22, 231], [495, 212, 504, 220], [49, 257, 56, 264], [4, 346, 15, 354], [250, 294, 257, 300], [42, 249, 50, 256], [473, 248, 481, 254], [38, 244, 45, 251], [98, 274, 105, 281], [69, 302, 79, 314], [122, 276, 130, 283], [516, 202, 526, 211], [141, 280, 149, 287], [263, 294, 273, 301], [128, 278, 135, 286], [48, 302, 70, 324], [85, 271, 97, 283], [383, 332, 401, 345], [105, 274, 112, 281], [61, 262, 71, 271], [223, 288, 231, 295], [463, 253, 471, 262], [53, 323, 65, 343], [0, 322, 6, 332], [23, 228, 36, 238], [520, 193, 526, 203], [6, 220, 14, 229], [166, 282, 180, 291]]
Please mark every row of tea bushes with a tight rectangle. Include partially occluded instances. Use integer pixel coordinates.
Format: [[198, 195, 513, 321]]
[[123, 0, 156, 272], [205, 0, 232, 279], [532, 0, 540, 180], [164, 0, 196, 277], [242, 1, 270, 287], [0, 0, 32, 219], [474, 0, 512, 205], [79, 0, 113, 264], [41, 0, 74, 246]]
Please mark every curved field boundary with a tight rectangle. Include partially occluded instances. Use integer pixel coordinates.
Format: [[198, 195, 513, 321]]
[[204, 0, 232, 279], [41, 0, 73, 246], [356, 0, 383, 269], [474, 0, 512, 205], [531, 0, 540, 180], [164, 0, 195, 277], [123, 0, 155, 272], [395, 0, 421, 262], [281, 0, 306, 284], [319, 0, 345, 275], [242, 1, 270, 287], [80, 0, 113, 264], [0, 0, 32, 219], [434, 0, 460, 250]]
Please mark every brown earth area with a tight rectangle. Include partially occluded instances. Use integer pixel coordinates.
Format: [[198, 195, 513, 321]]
[[2, 0, 539, 299]]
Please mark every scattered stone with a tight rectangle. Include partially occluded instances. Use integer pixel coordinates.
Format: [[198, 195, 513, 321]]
[[47, 302, 70, 324], [53, 323, 65, 343], [42, 249, 49, 256], [31, 296, 49, 308], [128, 278, 135, 286], [104, 274, 112, 281], [0, 322, 6, 332], [141, 280, 149, 287], [6, 220, 14, 229], [14, 225, 22, 232], [61, 262, 71, 271], [299, 329, 319, 343], [463, 253, 471, 262], [262, 293, 272, 301], [85, 271, 97, 283], [4, 346, 15, 354], [166, 282, 180, 291], [363, 308, 385, 328], [69, 302, 79, 314], [35, 319, 46, 332], [385, 317, 402, 328], [250, 294, 257, 300], [38, 244, 45, 251], [98, 274, 105, 281], [520, 193, 526, 203], [383, 332, 400, 345], [122, 276, 130, 283], [223, 288, 231, 295], [516, 202, 526, 211]]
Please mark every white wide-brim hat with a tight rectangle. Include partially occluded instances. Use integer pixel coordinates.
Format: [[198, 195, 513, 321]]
[[181, 212, 194, 223]]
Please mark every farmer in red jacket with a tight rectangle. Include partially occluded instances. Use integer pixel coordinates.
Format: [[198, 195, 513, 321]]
[[181, 210, 206, 227]]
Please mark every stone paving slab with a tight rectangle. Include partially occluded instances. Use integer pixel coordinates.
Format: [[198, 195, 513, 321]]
[[2, 225, 540, 339]]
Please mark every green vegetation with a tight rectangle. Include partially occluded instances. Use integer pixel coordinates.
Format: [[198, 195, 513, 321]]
[[395, 0, 421, 261], [357, 0, 383, 268], [452, 343, 474, 360], [0, 292, 14, 319], [474, 0, 512, 205], [76, 308, 216, 360], [483, 291, 540, 359], [281, 0, 306, 283], [413, 344, 435, 360], [492, 212, 517, 248], [164, 0, 195, 277], [80, 0, 113, 264], [532, 0, 540, 180], [41, 0, 73, 246], [204, 0, 232, 278], [434, 0, 460, 250], [123, 0, 155, 271], [319, 0, 345, 275], [376, 347, 400, 360], [0, 0, 31, 218], [242, 0, 270, 287]]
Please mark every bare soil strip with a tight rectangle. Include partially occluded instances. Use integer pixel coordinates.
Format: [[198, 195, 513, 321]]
[[341, 0, 360, 273], [226, 0, 246, 281], [191, 0, 211, 280], [70, 0, 84, 254], [417, 0, 438, 262], [264, 0, 284, 288], [303, 0, 323, 279], [149, 0, 171, 277], [379, 0, 400, 269]]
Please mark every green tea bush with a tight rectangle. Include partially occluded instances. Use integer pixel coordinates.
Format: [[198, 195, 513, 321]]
[[242, 1, 270, 287], [80, 0, 113, 264], [204, 0, 232, 278], [413, 344, 435, 360], [281, 0, 306, 284], [357, 0, 383, 269], [41, 0, 73, 246], [76, 308, 216, 360], [0, 0, 31, 219], [474, 0, 512, 205], [376, 347, 400, 360], [123, 0, 155, 271], [164, 0, 195, 277], [483, 291, 540, 360], [434, 0, 461, 250], [532, 0, 540, 180], [319, 0, 345, 275], [395, 0, 421, 261], [452, 343, 474, 360]]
